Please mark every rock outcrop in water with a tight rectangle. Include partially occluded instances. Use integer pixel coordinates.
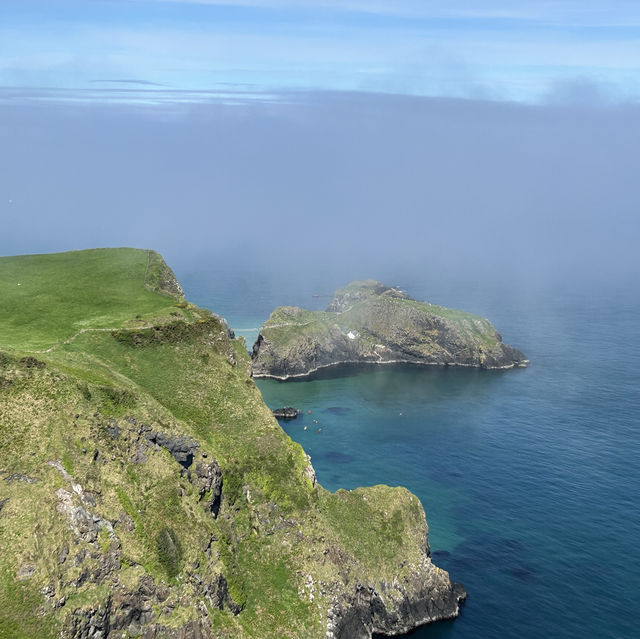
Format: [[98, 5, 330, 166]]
[[272, 407, 298, 419], [252, 279, 528, 379]]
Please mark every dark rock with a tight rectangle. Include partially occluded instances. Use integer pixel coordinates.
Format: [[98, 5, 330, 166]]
[[145, 431, 199, 469], [328, 578, 466, 639], [73, 549, 87, 566], [66, 596, 111, 639], [110, 585, 156, 635], [40, 585, 55, 600], [4, 473, 38, 484], [140, 619, 212, 639], [106, 421, 120, 439], [58, 544, 69, 564], [202, 573, 228, 610], [117, 511, 135, 532], [193, 459, 223, 517], [64, 574, 215, 639], [18, 356, 45, 369], [272, 407, 298, 420], [131, 444, 148, 464], [0, 497, 8, 513]]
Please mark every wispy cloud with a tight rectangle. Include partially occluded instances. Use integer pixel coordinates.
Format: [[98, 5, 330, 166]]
[[1, 0, 639, 103], [90, 79, 168, 86], [143, 0, 640, 25]]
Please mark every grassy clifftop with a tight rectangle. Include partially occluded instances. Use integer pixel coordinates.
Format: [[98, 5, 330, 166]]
[[0, 249, 183, 351], [0, 249, 464, 639]]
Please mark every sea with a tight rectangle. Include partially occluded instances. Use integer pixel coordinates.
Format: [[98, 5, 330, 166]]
[[176, 258, 640, 639]]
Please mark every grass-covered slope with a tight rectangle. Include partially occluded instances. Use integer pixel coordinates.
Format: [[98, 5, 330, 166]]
[[0, 249, 464, 639], [252, 280, 528, 379], [0, 249, 182, 351]]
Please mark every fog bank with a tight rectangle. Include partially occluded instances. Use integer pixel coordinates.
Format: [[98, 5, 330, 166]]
[[1, 91, 638, 290]]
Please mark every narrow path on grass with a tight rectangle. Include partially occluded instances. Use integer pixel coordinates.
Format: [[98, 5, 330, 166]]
[[24, 327, 122, 354]]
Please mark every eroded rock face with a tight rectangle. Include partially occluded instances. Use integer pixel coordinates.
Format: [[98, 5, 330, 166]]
[[65, 577, 159, 639], [326, 567, 466, 639], [252, 280, 528, 379], [49, 460, 115, 544], [64, 573, 236, 639], [145, 431, 199, 469], [102, 416, 224, 517], [193, 460, 223, 517]]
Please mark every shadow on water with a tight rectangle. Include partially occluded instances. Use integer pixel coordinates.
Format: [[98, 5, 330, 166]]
[[261, 363, 516, 414], [324, 405, 351, 415], [372, 616, 460, 639], [279, 361, 517, 384], [324, 451, 355, 463], [437, 534, 536, 584]]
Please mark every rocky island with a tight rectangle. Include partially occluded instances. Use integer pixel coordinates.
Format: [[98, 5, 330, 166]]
[[252, 279, 528, 379], [0, 249, 465, 639]]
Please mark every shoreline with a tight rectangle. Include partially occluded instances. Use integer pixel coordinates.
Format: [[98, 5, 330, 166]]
[[252, 357, 530, 381]]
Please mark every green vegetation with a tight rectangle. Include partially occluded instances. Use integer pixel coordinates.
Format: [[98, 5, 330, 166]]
[[0, 250, 452, 639], [156, 527, 183, 579], [0, 248, 184, 351]]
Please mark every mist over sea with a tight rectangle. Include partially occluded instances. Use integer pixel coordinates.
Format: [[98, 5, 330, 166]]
[[2, 88, 639, 637], [178, 257, 640, 639]]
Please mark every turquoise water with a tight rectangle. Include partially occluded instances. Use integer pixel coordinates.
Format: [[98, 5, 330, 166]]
[[178, 263, 640, 638]]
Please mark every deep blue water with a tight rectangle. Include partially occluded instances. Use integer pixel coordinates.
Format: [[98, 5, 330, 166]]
[[177, 261, 640, 639]]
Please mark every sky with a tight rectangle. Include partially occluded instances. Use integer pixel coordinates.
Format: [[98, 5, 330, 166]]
[[1, 1, 639, 289], [1, 0, 640, 102]]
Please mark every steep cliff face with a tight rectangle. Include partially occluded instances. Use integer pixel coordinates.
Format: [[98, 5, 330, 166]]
[[252, 280, 528, 379], [0, 250, 464, 639]]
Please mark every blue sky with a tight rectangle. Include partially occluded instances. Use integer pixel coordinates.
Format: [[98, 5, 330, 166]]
[[1, 0, 639, 102]]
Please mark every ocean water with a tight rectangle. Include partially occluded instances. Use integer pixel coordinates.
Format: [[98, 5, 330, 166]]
[[177, 261, 640, 639]]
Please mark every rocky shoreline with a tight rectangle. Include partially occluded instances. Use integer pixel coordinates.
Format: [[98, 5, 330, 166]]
[[254, 356, 529, 381]]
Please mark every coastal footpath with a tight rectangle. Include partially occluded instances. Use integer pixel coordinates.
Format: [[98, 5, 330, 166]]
[[0, 249, 465, 639], [252, 280, 528, 379]]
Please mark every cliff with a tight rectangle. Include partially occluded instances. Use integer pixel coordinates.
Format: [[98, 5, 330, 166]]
[[252, 279, 528, 379], [0, 250, 465, 639]]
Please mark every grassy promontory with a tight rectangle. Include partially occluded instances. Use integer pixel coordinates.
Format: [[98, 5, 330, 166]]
[[252, 279, 528, 379], [0, 249, 464, 639]]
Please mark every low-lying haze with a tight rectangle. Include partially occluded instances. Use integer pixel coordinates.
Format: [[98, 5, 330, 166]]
[[1, 90, 638, 292]]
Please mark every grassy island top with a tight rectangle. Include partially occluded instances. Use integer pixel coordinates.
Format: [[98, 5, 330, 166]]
[[261, 278, 499, 349]]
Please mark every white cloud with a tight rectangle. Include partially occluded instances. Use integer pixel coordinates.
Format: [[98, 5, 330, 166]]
[[140, 0, 640, 25]]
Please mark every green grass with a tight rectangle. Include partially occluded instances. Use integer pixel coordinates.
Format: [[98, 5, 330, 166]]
[[261, 290, 501, 353], [0, 248, 181, 351], [0, 250, 447, 639]]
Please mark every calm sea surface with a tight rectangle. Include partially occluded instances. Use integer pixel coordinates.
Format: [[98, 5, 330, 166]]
[[177, 260, 640, 639]]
